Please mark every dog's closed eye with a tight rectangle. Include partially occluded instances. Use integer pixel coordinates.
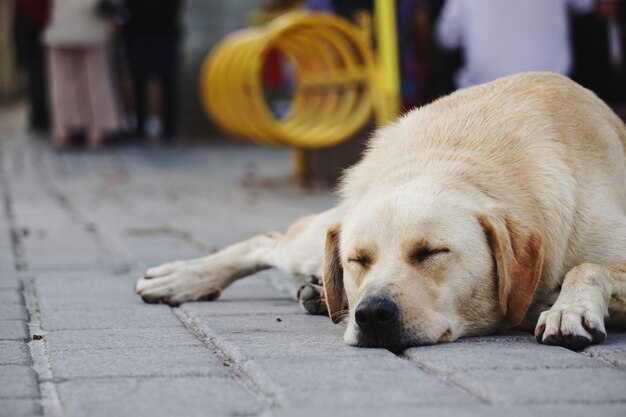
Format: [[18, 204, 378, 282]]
[[409, 246, 449, 264], [348, 255, 372, 268], [347, 248, 374, 268]]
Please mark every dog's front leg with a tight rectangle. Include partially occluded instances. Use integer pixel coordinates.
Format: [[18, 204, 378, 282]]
[[535, 263, 626, 350], [135, 232, 281, 306]]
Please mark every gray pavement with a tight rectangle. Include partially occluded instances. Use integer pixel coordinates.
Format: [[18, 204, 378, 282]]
[[0, 130, 625, 417]]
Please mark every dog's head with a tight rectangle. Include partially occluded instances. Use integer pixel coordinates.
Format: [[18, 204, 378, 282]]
[[323, 188, 543, 351]]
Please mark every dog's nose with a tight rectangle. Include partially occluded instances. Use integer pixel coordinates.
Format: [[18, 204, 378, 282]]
[[355, 296, 399, 332]]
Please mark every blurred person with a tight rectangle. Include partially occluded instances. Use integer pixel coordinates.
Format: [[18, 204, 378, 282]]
[[307, 0, 332, 11], [425, 0, 462, 103], [13, 0, 51, 132], [94, 1, 136, 138], [1, 0, 22, 101], [331, 0, 373, 22], [436, 0, 596, 89], [122, 0, 183, 142], [44, 0, 121, 149], [250, 0, 303, 23], [397, 0, 431, 109], [572, 0, 626, 109]]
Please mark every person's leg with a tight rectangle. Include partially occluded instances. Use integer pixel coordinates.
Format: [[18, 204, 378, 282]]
[[47, 48, 80, 147], [160, 72, 177, 140], [133, 73, 147, 139], [26, 28, 48, 131], [83, 45, 121, 148]]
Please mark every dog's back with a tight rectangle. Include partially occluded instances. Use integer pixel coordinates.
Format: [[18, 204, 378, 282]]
[[343, 72, 626, 201]]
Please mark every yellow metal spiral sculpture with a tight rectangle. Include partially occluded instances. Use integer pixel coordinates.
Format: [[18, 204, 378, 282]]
[[200, 12, 379, 149]]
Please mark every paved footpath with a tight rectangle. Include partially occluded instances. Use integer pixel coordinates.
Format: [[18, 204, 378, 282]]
[[0, 133, 625, 417]]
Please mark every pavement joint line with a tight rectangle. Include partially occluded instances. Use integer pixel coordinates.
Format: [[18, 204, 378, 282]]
[[2, 141, 68, 415], [20, 275, 64, 417], [21, 265, 133, 273], [49, 372, 236, 384], [46, 342, 204, 353], [43, 323, 187, 333], [172, 307, 282, 411], [41, 324, 185, 332], [0, 145, 27, 271], [1, 141, 53, 415], [397, 352, 493, 405]]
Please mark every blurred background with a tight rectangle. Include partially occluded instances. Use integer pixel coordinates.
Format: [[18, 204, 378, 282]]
[[1, 0, 626, 184]]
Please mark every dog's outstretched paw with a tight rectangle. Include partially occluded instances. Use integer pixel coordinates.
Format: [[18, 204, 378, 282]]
[[135, 260, 223, 306], [297, 275, 328, 316], [534, 304, 606, 351]]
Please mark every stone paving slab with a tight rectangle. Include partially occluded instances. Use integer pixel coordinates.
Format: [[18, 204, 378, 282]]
[[404, 336, 610, 372], [0, 365, 40, 398], [184, 305, 350, 361], [0, 320, 29, 341], [0, 251, 15, 271], [1, 398, 43, 417], [57, 377, 263, 417], [0, 271, 21, 289], [0, 134, 624, 417], [0, 340, 31, 365], [43, 327, 204, 352], [252, 360, 479, 408], [38, 304, 184, 332], [449, 367, 626, 405], [0, 303, 28, 321], [47, 345, 232, 380], [265, 404, 626, 417], [33, 272, 145, 310], [0, 288, 23, 304]]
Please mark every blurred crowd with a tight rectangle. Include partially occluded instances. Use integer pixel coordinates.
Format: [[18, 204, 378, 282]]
[[431, 0, 626, 113], [12, 0, 183, 148], [6, 0, 626, 150], [263, 0, 626, 114]]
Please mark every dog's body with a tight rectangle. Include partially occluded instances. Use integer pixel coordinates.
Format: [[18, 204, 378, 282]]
[[136, 72, 626, 351]]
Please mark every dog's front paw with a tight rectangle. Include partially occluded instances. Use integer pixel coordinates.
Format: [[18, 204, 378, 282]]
[[297, 275, 328, 316], [135, 260, 222, 306], [534, 303, 606, 351]]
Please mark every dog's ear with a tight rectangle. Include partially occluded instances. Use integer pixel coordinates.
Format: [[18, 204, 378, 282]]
[[323, 224, 345, 324], [478, 213, 543, 327]]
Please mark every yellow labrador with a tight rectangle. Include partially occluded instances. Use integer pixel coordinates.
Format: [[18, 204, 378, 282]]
[[135, 72, 626, 351]]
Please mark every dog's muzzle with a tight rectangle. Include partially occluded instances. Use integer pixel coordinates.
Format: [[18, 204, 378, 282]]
[[353, 296, 407, 350], [355, 296, 399, 331]]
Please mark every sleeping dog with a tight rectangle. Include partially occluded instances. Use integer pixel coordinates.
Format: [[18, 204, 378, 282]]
[[136, 72, 626, 351]]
